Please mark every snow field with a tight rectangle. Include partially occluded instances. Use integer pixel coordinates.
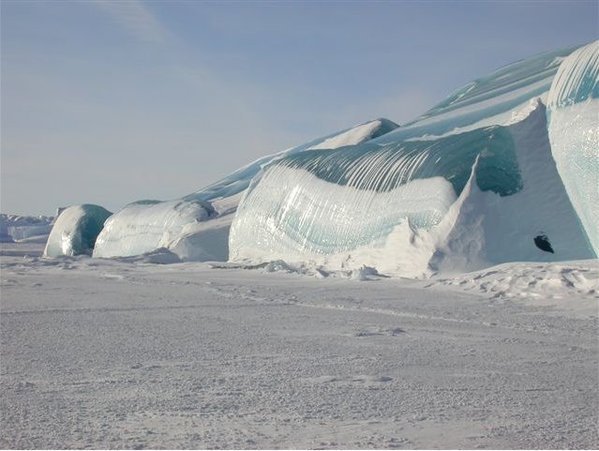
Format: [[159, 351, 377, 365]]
[[1, 242, 597, 449]]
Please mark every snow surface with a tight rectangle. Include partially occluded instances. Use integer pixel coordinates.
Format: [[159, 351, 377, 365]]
[[307, 120, 392, 150], [1, 241, 597, 449]]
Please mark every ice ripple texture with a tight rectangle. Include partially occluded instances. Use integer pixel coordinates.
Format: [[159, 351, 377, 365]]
[[547, 41, 599, 255], [230, 41, 598, 273]]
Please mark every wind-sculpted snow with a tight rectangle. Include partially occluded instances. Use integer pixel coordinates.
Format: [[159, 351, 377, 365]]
[[44, 205, 112, 257], [547, 41, 599, 255]]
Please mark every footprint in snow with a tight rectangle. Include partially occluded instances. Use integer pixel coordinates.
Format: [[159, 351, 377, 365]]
[[355, 326, 405, 337]]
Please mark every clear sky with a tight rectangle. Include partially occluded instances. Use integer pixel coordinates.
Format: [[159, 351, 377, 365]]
[[1, 0, 597, 215]]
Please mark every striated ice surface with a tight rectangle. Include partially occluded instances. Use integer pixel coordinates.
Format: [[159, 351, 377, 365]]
[[230, 43, 597, 274], [185, 118, 399, 203], [91, 119, 398, 260], [93, 199, 214, 258], [230, 102, 594, 274], [375, 47, 575, 143], [44, 205, 112, 257], [547, 41, 599, 255], [44, 42, 598, 275]]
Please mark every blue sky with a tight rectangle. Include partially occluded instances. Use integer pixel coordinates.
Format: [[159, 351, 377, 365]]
[[1, 0, 597, 215]]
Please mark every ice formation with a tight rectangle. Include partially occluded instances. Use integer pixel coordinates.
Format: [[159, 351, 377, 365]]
[[229, 41, 598, 275], [93, 199, 214, 258], [546, 41, 599, 255], [92, 119, 398, 260], [45, 41, 598, 277], [44, 205, 112, 257]]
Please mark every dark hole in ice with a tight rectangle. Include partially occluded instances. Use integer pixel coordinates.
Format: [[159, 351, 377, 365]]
[[534, 234, 554, 253]]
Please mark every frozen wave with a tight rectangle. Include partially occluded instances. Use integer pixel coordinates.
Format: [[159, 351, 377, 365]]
[[44, 41, 598, 276], [92, 119, 398, 260], [230, 102, 594, 276], [547, 41, 599, 254]]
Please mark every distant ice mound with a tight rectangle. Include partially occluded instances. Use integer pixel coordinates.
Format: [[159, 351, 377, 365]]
[[44, 205, 112, 257], [546, 41, 599, 255], [91, 119, 399, 260], [0, 214, 53, 243]]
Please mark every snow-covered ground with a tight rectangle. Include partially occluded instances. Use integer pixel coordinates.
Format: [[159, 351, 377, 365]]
[[1, 242, 597, 449]]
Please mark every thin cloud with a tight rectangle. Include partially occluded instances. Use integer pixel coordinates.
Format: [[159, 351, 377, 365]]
[[92, 0, 168, 44]]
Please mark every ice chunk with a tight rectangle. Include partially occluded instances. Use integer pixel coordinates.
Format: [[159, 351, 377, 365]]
[[547, 41, 599, 255], [44, 205, 112, 257], [93, 199, 214, 258]]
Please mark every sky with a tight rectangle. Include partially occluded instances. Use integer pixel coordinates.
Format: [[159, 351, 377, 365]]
[[1, 0, 597, 215]]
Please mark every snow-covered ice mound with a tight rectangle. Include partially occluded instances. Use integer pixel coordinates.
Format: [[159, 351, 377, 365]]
[[425, 259, 599, 318], [93, 199, 215, 259], [44, 204, 112, 257]]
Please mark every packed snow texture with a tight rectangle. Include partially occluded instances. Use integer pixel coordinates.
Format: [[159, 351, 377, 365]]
[[44, 205, 112, 257], [92, 119, 398, 260], [546, 41, 599, 255], [1, 242, 597, 449]]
